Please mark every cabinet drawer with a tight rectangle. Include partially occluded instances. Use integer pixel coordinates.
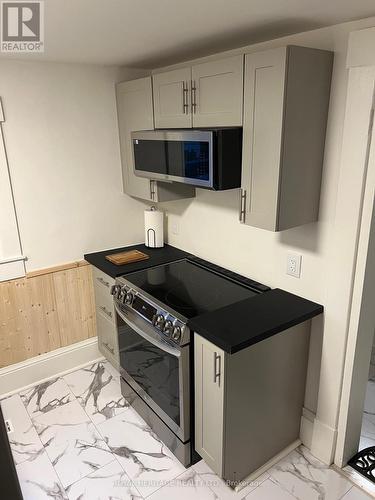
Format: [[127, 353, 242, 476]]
[[96, 310, 119, 367], [92, 267, 115, 321], [94, 279, 115, 323], [98, 339, 119, 371], [92, 266, 115, 293]]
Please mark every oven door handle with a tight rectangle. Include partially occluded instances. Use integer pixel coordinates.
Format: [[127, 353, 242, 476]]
[[114, 302, 181, 358]]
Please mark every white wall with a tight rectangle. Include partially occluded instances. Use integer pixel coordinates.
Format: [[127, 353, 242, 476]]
[[0, 61, 148, 271], [158, 16, 375, 458]]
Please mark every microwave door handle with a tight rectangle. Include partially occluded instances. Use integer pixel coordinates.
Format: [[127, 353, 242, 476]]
[[114, 303, 181, 358]]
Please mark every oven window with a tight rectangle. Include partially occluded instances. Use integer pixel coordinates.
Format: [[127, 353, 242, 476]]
[[117, 315, 180, 426], [133, 139, 209, 181]]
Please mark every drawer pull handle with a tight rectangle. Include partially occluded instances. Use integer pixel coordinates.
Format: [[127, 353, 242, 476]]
[[99, 305, 113, 319], [96, 277, 110, 288], [214, 352, 221, 386], [103, 342, 115, 355]]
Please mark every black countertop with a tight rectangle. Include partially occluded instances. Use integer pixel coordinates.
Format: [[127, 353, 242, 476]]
[[188, 288, 323, 354], [85, 243, 323, 354], [84, 244, 191, 278]]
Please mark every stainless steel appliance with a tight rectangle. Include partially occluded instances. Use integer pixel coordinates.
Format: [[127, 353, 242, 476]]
[[131, 128, 242, 190], [111, 257, 267, 466]]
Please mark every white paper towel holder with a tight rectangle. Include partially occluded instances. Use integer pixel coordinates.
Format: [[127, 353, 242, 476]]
[[145, 206, 164, 248]]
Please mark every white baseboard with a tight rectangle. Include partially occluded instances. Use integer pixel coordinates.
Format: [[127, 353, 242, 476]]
[[310, 417, 338, 465], [0, 338, 103, 398], [300, 407, 315, 449]]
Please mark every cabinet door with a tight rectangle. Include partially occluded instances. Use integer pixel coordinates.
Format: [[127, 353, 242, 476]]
[[153, 67, 192, 128], [195, 334, 225, 476], [241, 48, 286, 230], [116, 77, 155, 201], [192, 55, 243, 127]]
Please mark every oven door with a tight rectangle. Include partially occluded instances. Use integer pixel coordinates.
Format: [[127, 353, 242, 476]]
[[114, 302, 190, 442]]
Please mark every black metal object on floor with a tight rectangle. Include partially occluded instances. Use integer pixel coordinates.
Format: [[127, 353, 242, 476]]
[[348, 446, 375, 483], [0, 406, 23, 499]]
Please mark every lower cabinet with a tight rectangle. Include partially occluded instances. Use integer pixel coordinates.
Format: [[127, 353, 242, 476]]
[[194, 322, 311, 483], [91, 266, 119, 369]]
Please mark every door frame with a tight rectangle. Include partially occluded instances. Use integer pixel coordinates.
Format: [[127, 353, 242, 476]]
[[334, 27, 375, 467]]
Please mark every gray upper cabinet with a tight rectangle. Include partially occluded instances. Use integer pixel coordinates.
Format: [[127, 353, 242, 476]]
[[240, 46, 333, 231], [116, 77, 195, 202], [152, 55, 244, 129], [153, 67, 192, 128], [116, 77, 154, 201], [192, 55, 243, 127]]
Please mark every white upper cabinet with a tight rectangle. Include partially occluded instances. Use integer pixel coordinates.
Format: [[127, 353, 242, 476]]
[[116, 77, 155, 201], [152, 55, 244, 129], [192, 55, 243, 127], [240, 46, 333, 231], [153, 67, 192, 128]]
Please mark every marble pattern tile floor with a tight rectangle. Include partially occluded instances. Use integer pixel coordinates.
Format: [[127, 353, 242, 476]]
[[1, 360, 372, 500]]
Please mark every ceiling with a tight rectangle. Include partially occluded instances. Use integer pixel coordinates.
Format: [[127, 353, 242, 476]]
[[2, 0, 375, 68]]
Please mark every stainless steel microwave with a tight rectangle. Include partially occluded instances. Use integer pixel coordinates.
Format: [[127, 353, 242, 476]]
[[131, 128, 242, 190]]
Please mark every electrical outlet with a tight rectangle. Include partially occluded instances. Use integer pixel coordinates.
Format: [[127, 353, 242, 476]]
[[171, 222, 179, 235], [287, 253, 302, 278]]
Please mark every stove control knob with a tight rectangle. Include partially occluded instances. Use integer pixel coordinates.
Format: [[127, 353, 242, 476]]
[[172, 326, 182, 342], [163, 320, 173, 336], [110, 285, 119, 296], [154, 314, 165, 329], [118, 287, 126, 299], [124, 292, 134, 305]]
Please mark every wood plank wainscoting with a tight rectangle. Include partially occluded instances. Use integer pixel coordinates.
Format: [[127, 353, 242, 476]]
[[0, 261, 96, 368]]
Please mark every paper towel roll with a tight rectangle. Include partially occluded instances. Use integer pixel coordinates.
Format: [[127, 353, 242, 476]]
[[144, 207, 164, 248]]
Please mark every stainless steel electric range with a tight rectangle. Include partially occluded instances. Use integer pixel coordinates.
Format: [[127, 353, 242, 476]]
[[111, 257, 266, 466]]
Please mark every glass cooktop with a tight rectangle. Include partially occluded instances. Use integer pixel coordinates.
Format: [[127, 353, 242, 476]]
[[123, 259, 259, 319]]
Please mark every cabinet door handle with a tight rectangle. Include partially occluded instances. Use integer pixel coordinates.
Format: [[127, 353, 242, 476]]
[[103, 342, 115, 355], [183, 81, 189, 114], [99, 305, 113, 319], [214, 352, 221, 386], [150, 179, 156, 201], [96, 276, 110, 288], [150, 179, 155, 201], [239, 188, 247, 223], [191, 80, 197, 114]]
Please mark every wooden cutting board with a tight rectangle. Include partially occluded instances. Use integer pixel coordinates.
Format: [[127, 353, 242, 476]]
[[105, 250, 149, 266]]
